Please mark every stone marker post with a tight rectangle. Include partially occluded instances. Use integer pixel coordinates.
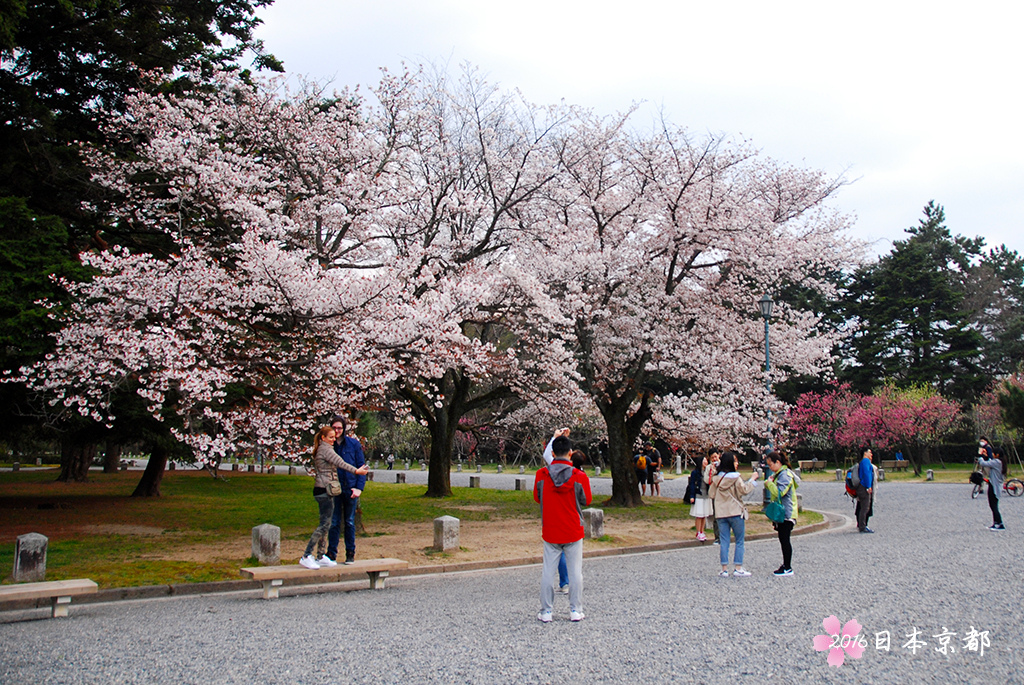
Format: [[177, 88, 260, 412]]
[[595, 466, 601, 477], [926, 469, 934, 481], [878, 468, 885, 481], [396, 473, 406, 484], [582, 509, 604, 539], [433, 516, 460, 552], [496, 465, 503, 474], [835, 469, 843, 481], [476, 465, 482, 473], [14, 532, 48, 582], [12, 462, 20, 472], [366, 471, 374, 481], [251, 524, 281, 565], [519, 465, 525, 474], [248, 464, 255, 472], [420, 462, 426, 471], [469, 476, 480, 488], [515, 477, 528, 491], [457, 464, 462, 472], [36, 457, 42, 466], [288, 465, 296, 475]]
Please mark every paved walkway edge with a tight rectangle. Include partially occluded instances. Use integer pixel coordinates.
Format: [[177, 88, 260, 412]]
[[1, 509, 841, 614]]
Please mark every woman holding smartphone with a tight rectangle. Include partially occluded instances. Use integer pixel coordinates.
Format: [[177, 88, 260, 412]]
[[708, 451, 757, 577]]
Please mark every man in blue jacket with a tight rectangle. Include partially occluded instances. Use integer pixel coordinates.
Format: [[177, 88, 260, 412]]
[[856, 447, 875, 534], [326, 414, 367, 564]]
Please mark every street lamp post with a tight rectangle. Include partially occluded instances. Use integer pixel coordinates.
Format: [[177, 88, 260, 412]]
[[758, 294, 774, 449]]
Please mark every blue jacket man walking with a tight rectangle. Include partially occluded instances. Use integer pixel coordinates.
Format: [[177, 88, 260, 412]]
[[856, 447, 874, 533], [327, 415, 367, 564]]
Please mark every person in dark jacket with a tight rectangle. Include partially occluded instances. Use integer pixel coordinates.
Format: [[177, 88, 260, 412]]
[[534, 434, 591, 623], [326, 414, 367, 564]]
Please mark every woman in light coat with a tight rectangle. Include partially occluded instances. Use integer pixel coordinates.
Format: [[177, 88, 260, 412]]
[[708, 451, 758, 577]]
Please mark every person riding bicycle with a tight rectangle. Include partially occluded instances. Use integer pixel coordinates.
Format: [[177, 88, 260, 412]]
[[977, 438, 1007, 531]]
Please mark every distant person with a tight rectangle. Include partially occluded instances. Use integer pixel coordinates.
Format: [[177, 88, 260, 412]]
[[708, 451, 757, 576], [535, 432, 592, 622], [386, 453, 395, 470], [300, 425, 369, 570], [326, 414, 367, 565], [977, 440, 1007, 531], [634, 448, 649, 496], [855, 447, 875, 533], [647, 446, 663, 497]]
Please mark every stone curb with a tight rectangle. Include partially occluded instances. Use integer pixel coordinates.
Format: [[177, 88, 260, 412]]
[[2, 510, 835, 612]]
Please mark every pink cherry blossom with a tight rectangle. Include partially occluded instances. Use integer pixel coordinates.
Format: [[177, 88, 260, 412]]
[[813, 615, 865, 667]]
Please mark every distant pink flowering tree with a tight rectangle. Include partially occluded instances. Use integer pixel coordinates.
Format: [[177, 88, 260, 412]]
[[786, 382, 860, 465], [839, 385, 961, 475]]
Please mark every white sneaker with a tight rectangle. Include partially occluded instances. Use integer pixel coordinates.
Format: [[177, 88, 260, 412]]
[[733, 568, 751, 577], [537, 611, 553, 623], [299, 555, 320, 570], [317, 556, 338, 567], [570, 610, 585, 622]]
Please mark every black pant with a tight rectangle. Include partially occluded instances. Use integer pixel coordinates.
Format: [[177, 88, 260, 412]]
[[855, 485, 873, 530], [988, 485, 1003, 526], [776, 519, 794, 569]]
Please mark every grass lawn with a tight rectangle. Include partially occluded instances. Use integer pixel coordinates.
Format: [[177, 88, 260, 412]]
[[0, 468, 820, 588]]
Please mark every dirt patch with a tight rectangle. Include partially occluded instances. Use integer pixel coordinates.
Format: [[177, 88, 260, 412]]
[[80, 524, 165, 536], [150, 515, 775, 567]]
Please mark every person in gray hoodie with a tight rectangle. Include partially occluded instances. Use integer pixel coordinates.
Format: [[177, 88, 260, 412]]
[[977, 439, 1006, 531]]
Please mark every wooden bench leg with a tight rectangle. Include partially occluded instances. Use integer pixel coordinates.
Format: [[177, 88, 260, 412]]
[[52, 595, 72, 618], [262, 579, 283, 599], [368, 571, 389, 590]]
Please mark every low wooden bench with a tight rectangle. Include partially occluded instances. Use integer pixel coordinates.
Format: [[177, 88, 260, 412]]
[[880, 460, 908, 472], [241, 558, 409, 599], [796, 460, 827, 472], [0, 579, 98, 617]]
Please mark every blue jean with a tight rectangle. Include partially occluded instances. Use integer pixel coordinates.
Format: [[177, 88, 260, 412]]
[[327, 492, 359, 559], [303, 493, 334, 557], [717, 515, 745, 566], [557, 552, 567, 587]]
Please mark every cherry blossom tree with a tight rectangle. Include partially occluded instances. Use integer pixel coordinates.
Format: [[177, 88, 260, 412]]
[[531, 113, 859, 506]]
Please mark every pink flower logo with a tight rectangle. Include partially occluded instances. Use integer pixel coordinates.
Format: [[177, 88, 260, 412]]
[[813, 615, 866, 667]]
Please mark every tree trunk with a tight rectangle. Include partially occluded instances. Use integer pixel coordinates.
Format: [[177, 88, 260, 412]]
[[425, 412, 456, 498], [103, 441, 121, 473], [598, 401, 645, 507], [132, 444, 168, 497], [57, 437, 95, 482]]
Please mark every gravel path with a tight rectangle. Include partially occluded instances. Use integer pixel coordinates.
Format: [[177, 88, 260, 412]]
[[2, 481, 1021, 684]]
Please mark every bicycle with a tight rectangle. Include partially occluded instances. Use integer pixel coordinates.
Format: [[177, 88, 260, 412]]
[[970, 471, 1024, 498]]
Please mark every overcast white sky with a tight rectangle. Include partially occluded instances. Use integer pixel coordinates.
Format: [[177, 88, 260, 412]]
[[254, 0, 1024, 258]]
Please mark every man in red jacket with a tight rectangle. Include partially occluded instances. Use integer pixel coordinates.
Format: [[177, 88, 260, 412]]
[[534, 433, 592, 622]]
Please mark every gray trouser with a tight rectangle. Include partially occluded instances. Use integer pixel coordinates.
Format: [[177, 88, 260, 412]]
[[541, 539, 583, 614]]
